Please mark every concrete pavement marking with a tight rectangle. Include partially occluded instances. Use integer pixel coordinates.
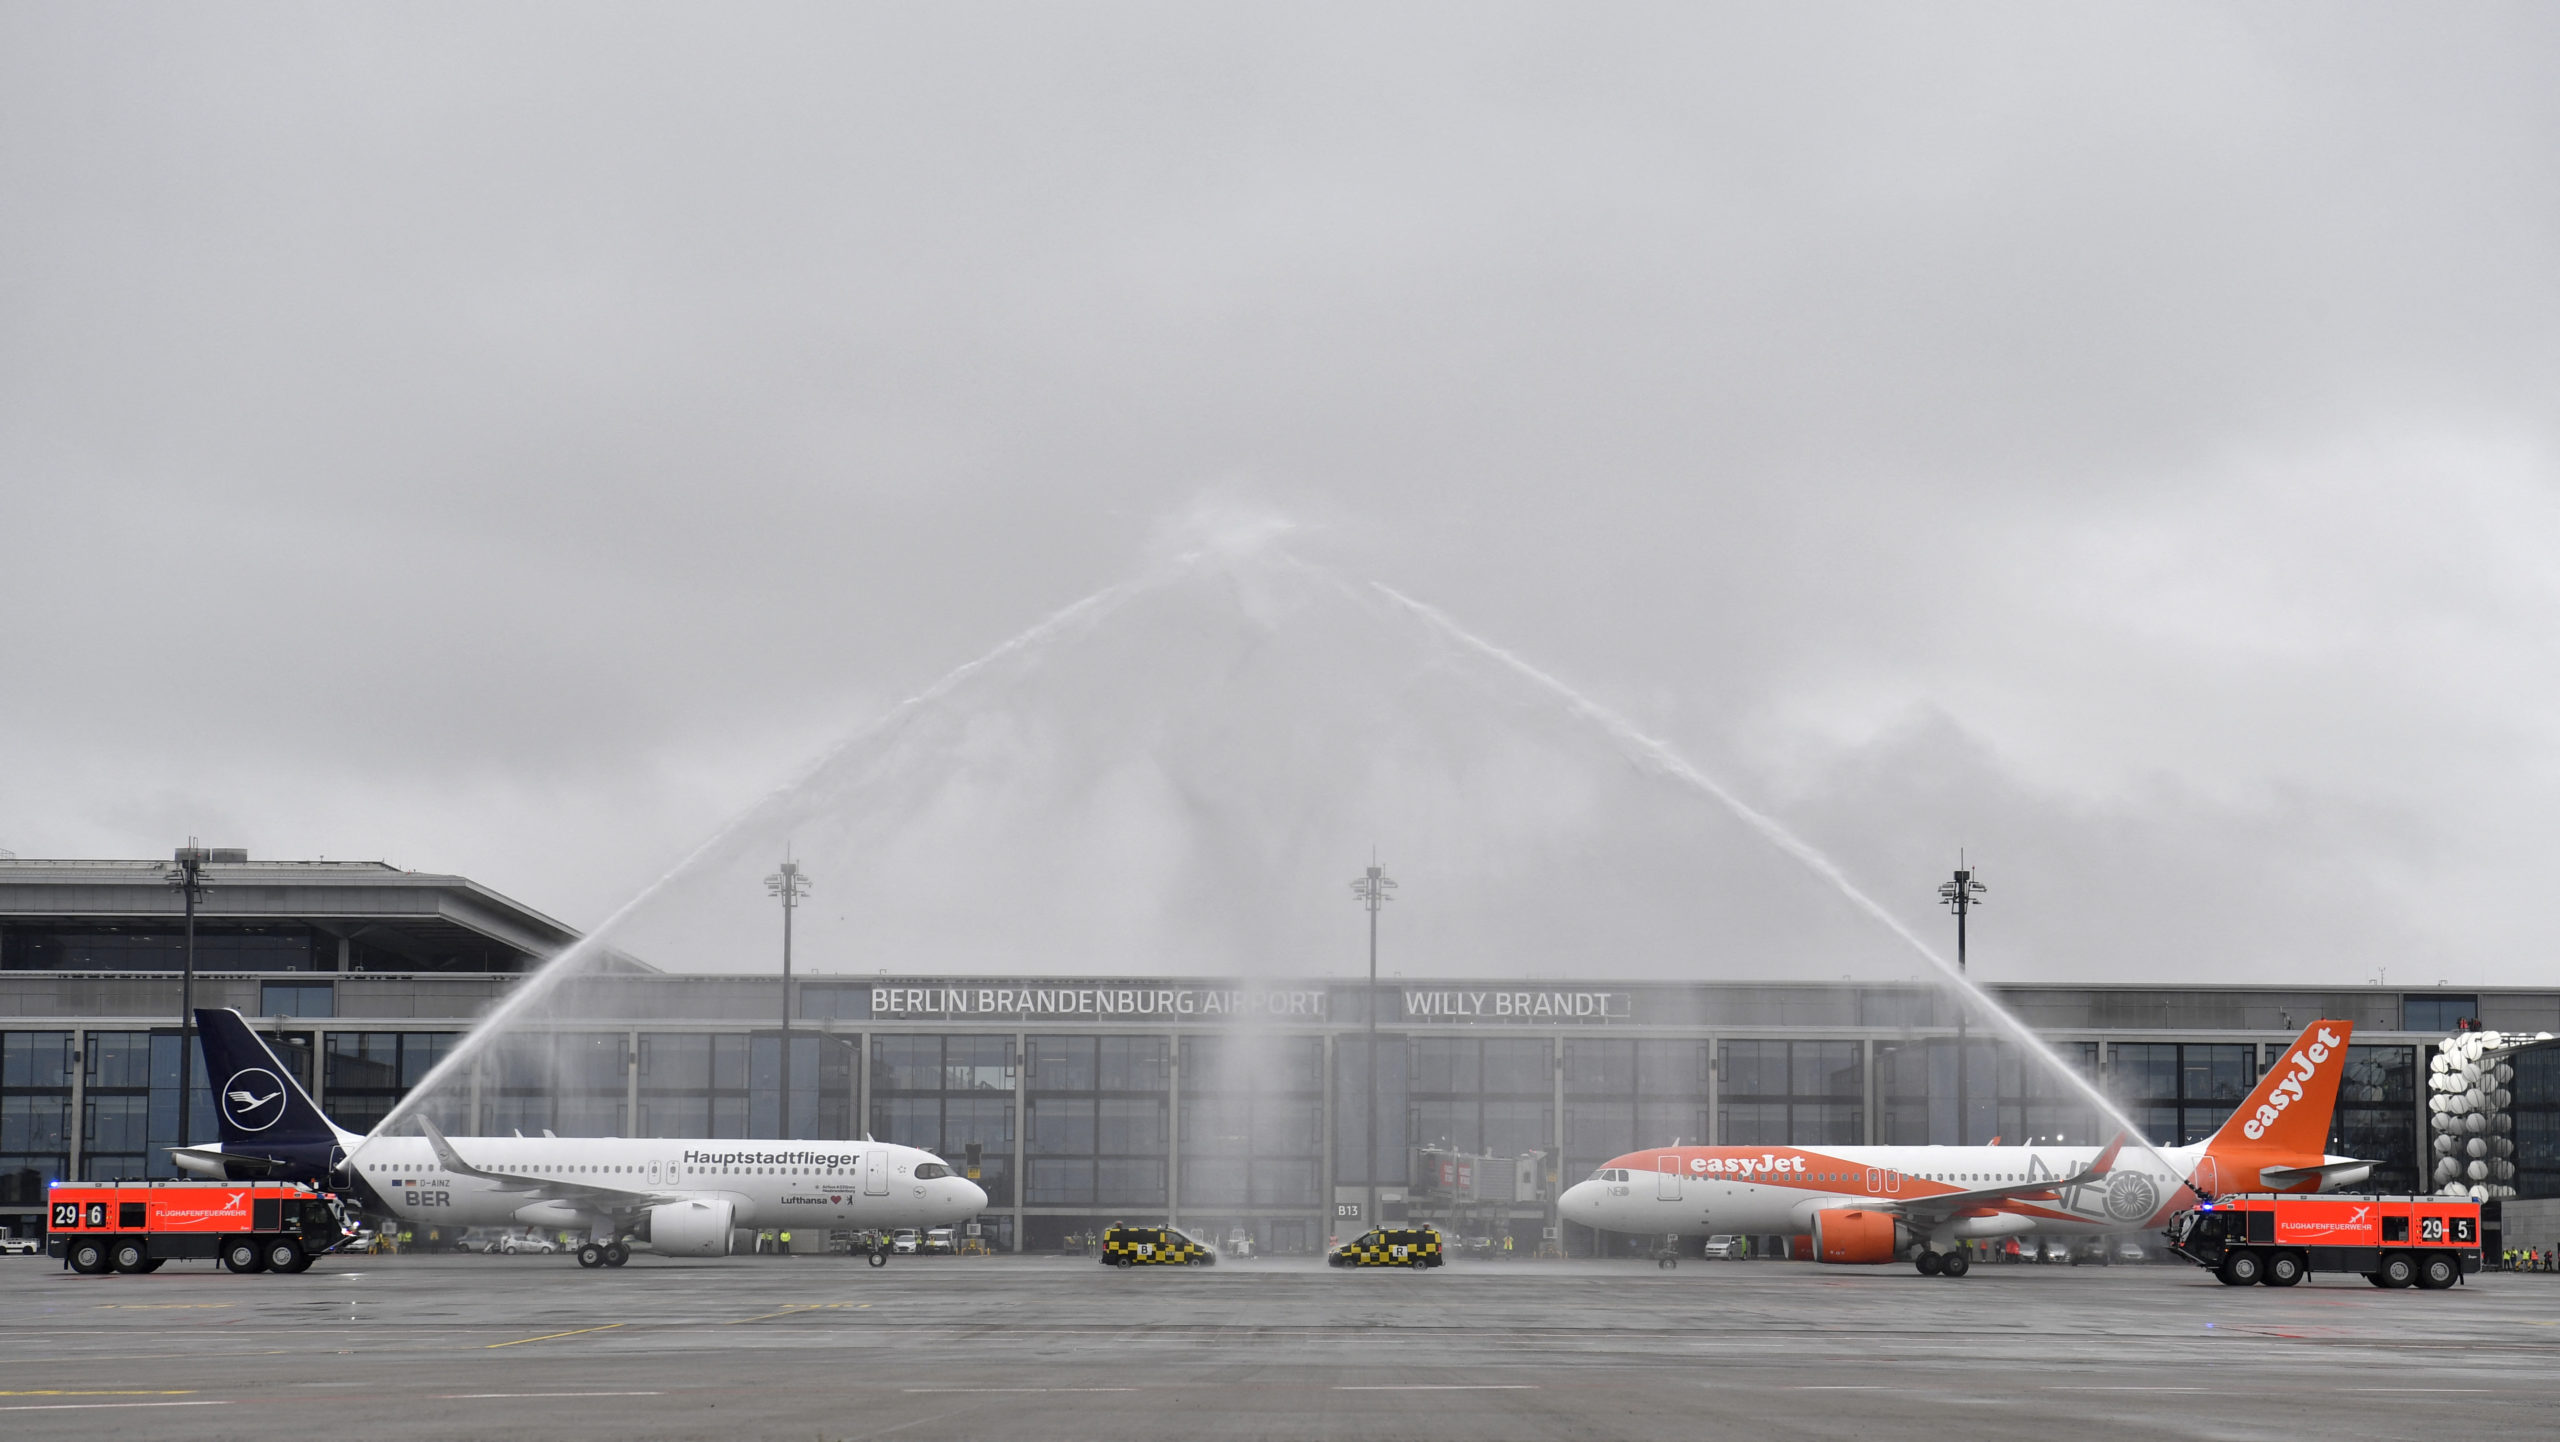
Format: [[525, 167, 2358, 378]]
[[0, 1391, 199, 1397], [438, 1392, 665, 1399], [1333, 1385, 1540, 1391], [904, 1387, 1139, 1394], [484, 1322, 625, 1348], [0, 1400, 230, 1413]]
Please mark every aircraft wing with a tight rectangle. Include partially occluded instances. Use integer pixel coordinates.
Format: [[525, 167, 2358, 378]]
[[1878, 1132, 2131, 1222], [415, 1118, 683, 1212]]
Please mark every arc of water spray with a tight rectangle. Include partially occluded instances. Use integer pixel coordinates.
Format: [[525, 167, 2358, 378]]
[[355, 573, 1162, 1157], [1367, 579, 2178, 1173]]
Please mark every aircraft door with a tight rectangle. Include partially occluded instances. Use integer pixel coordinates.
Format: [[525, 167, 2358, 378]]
[[649, 1159, 664, 1186], [1865, 1167, 1883, 1194], [864, 1148, 889, 1196], [1656, 1155, 1682, 1201]]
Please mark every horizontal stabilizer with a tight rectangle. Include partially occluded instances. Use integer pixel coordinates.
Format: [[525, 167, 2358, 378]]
[[2256, 1159, 2374, 1190]]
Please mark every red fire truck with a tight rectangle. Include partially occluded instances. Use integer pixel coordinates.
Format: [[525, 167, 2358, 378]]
[[46, 1180, 353, 1276], [2165, 1193, 2482, 1290]]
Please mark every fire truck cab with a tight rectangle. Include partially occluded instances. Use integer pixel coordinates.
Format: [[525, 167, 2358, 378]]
[[2166, 1193, 2481, 1290], [47, 1180, 353, 1276]]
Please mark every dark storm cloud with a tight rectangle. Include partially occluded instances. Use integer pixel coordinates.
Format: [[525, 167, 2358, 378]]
[[1, 4, 2552, 980]]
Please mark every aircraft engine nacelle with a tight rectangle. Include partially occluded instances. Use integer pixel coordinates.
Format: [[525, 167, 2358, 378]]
[[642, 1198, 735, 1257], [1810, 1208, 1909, 1265]]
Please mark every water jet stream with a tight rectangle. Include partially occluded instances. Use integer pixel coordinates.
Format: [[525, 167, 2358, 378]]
[[1367, 579, 2178, 1173], [356, 573, 1160, 1156]]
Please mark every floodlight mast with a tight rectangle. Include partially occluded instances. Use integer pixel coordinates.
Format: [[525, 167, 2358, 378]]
[[165, 843, 215, 1164], [1938, 860, 1986, 1146], [1349, 857, 1397, 1233], [765, 858, 811, 1139]]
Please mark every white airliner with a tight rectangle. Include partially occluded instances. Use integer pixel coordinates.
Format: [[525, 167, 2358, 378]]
[[1559, 1019, 2371, 1276], [177, 1007, 987, 1268]]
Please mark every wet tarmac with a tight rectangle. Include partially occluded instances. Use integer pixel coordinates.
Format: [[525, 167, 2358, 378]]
[[3, 1251, 2554, 1440]]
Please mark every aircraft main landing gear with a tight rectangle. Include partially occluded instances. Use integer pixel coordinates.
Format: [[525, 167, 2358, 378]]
[[1914, 1251, 1943, 1276], [602, 1242, 629, 1268], [577, 1242, 606, 1269], [867, 1247, 889, 1268], [1940, 1251, 1970, 1278]]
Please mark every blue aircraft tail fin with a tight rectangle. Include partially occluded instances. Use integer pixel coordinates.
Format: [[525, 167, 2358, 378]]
[[195, 1007, 347, 1150]]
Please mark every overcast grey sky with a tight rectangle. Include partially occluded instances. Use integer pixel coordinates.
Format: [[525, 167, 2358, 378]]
[[3, 4, 2553, 984]]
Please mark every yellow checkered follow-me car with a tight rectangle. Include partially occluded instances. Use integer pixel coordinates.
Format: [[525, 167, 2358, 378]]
[[1328, 1226, 1445, 1269], [1099, 1223, 1218, 1267]]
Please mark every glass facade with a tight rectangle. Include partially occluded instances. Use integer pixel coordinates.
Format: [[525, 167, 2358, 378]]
[[1, 1032, 73, 1205], [2330, 1044, 2419, 1194], [2404, 995, 2478, 1033], [1332, 1032, 1408, 1188], [2510, 1041, 2560, 1199], [324, 1031, 459, 1132], [1875, 1039, 2102, 1145], [1407, 1038, 1553, 1162], [2111, 1042, 2259, 1146], [1721, 1040, 1861, 1145], [1178, 1035, 1323, 1214], [869, 1035, 1015, 1206], [1024, 1035, 1168, 1208]]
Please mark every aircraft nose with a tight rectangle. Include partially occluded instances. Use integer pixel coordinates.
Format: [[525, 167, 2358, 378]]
[[1559, 1178, 1604, 1225], [962, 1179, 989, 1213]]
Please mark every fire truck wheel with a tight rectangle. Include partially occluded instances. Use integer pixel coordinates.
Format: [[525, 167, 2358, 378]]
[[262, 1240, 303, 1273], [2418, 1254, 2458, 1290], [2264, 1251, 2305, 1287], [1913, 1251, 1943, 1276], [2377, 1253, 2418, 1289], [602, 1243, 629, 1267], [576, 1243, 605, 1268], [110, 1241, 149, 1273], [2218, 1250, 2261, 1287], [1940, 1252, 1971, 1278], [69, 1241, 109, 1274], [276, 1249, 314, 1274], [222, 1240, 265, 1274]]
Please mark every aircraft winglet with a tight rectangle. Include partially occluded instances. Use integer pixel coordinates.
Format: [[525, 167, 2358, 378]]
[[417, 1116, 527, 1189], [2088, 1131, 2128, 1177]]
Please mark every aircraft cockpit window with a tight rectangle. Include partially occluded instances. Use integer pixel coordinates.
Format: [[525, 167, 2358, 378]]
[[914, 1163, 951, 1179]]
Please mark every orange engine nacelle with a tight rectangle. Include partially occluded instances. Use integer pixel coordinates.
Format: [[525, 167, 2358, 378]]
[[1810, 1209, 1909, 1265]]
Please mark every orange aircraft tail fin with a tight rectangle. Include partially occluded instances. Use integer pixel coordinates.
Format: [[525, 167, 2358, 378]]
[[2207, 1020, 2354, 1158]]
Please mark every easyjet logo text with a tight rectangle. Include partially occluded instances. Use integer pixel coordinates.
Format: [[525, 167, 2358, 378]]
[[2241, 1028, 2342, 1141], [1687, 1154, 1807, 1176]]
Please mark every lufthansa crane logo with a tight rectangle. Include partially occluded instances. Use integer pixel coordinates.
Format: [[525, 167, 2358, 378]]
[[222, 1067, 289, 1132]]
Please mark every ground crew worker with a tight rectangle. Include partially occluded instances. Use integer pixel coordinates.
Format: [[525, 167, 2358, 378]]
[[1502, 1234, 1513, 1255]]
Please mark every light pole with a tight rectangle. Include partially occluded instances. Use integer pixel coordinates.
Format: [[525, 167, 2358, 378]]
[[765, 858, 810, 1139], [166, 844, 215, 1163], [1938, 860, 1985, 1146], [1349, 856, 1396, 1231]]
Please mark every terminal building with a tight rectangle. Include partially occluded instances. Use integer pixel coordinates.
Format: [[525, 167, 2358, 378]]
[[2, 855, 2542, 1251]]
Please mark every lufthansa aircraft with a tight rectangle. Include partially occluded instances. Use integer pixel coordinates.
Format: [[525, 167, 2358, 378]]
[[1560, 1019, 2370, 1276], [174, 1008, 987, 1267]]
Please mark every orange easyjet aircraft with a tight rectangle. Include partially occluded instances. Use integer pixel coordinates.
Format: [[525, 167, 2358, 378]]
[[1558, 1020, 2369, 1277]]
